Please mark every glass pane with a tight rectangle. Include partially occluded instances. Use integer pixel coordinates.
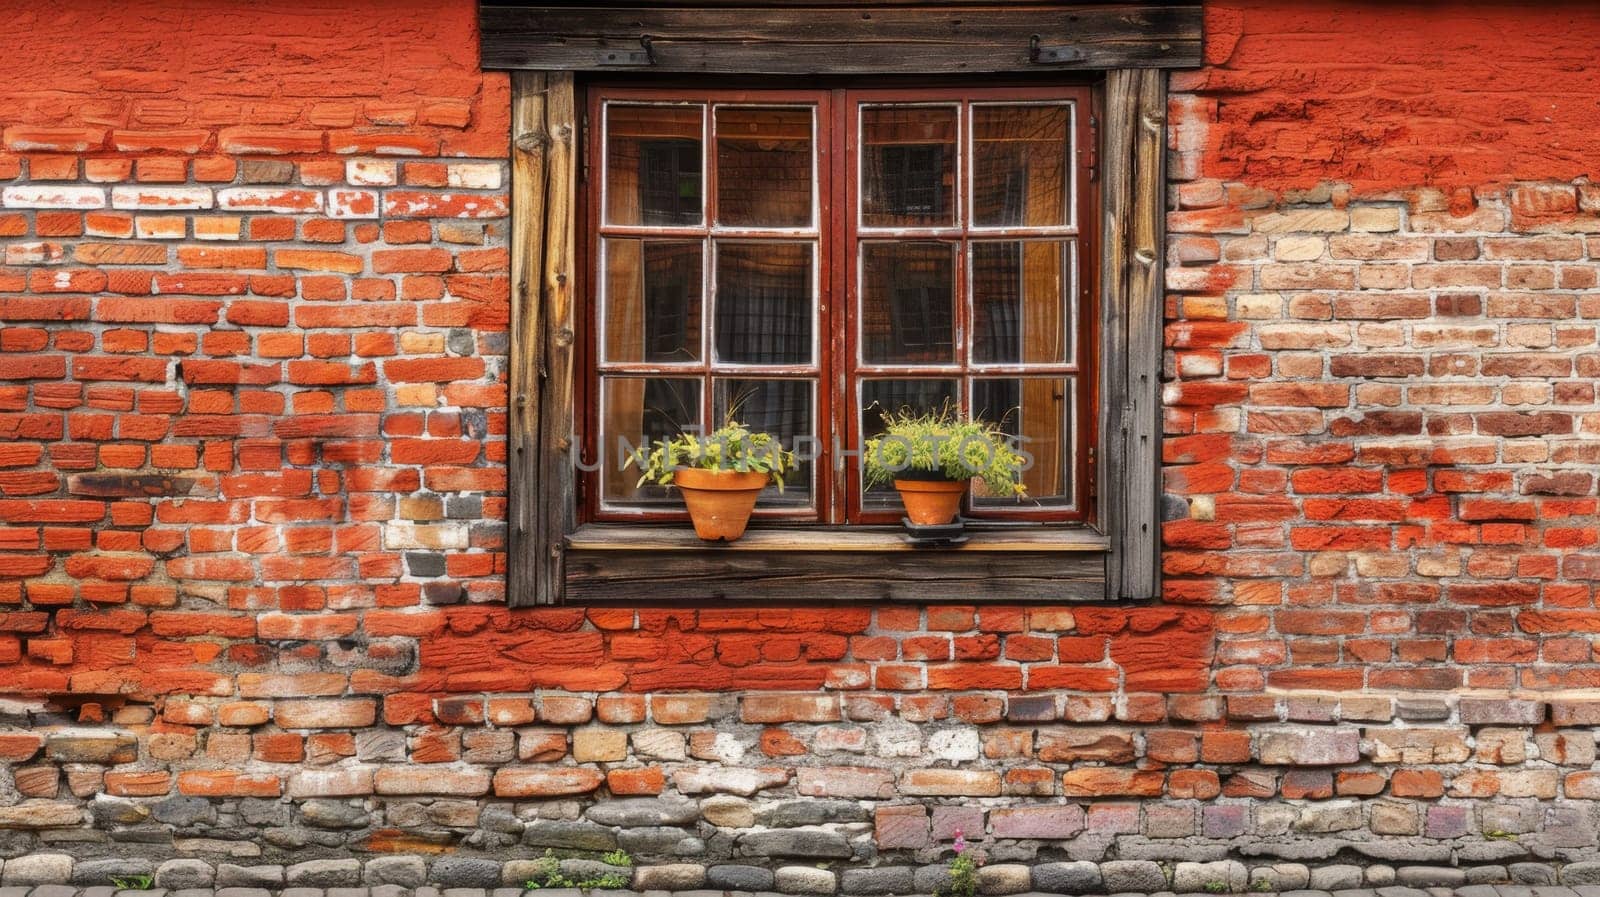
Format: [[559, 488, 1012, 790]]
[[713, 379, 815, 509], [603, 239, 703, 364], [972, 377, 1073, 508], [716, 107, 813, 228], [606, 104, 703, 226], [860, 378, 959, 511], [972, 104, 1072, 228], [971, 240, 1074, 365], [714, 242, 814, 365], [861, 106, 957, 228], [601, 377, 702, 508], [860, 242, 956, 365]]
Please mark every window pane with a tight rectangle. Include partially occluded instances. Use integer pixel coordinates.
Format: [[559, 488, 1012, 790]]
[[716, 107, 813, 228], [860, 242, 955, 365], [601, 377, 702, 507], [860, 378, 959, 511], [714, 241, 813, 365], [861, 106, 957, 228], [603, 239, 703, 364], [972, 377, 1074, 508], [713, 378, 815, 509], [606, 104, 703, 226], [971, 240, 1074, 365], [972, 104, 1072, 228]]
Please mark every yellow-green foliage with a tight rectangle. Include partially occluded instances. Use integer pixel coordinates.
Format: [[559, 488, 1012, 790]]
[[863, 407, 1027, 498], [629, 421, 798, 490]]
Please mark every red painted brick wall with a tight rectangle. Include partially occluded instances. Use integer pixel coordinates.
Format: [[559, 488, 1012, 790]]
[[0, 0, 1596, 880]]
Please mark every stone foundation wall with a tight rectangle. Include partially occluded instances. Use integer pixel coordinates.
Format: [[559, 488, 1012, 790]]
[[5, 689, 1600, 889], [0, 0, 1598, 890]]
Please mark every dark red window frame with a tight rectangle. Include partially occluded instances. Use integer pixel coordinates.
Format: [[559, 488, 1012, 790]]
[[579, 83, 1099, 528]]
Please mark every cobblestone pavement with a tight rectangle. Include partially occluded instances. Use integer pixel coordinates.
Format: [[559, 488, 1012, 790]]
[[10, 886, 1600, 897]]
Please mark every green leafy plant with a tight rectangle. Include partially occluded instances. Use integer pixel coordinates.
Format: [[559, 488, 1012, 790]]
[[601, 849, 633, 868], [524, 850, 632, 891], [933, 829, 980, 897], [863, 406, 1028, 498], [629, 421, 797, 489], [109, 875, 155, 890], [1250, 879, 1274, 893], [1204, 881, 1228, 893]]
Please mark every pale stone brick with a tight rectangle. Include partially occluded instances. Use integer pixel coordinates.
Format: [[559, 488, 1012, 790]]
[[1351, 206, 1402, 232], [1274, 235, 1325, 261]]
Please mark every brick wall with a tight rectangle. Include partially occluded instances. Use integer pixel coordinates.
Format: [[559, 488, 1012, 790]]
[[0, 0, 1597, 891]]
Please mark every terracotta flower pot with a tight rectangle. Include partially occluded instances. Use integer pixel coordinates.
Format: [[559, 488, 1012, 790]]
[[674, 467, 770, 541], [894, 477, 968, 526]]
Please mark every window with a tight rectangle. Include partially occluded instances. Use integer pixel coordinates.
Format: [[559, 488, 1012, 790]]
[[583, 87, 1096, 527], [503, 61, 1173, 604]]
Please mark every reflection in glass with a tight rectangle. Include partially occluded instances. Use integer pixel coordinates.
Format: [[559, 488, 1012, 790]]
[[971, 240, 1074, 365], [972, 377, 1073, 507], [972, 104, 1072, 228], [601, 377, 701, 507], [861, 106, 957, 228], [713, 379, 814, 508], [715, 242, 813, 365], [860, 242, 955, 365], [716, 107, 813, 228], [603, 239, 703, 363], [860, 379, 959, 510], [606, 104, 703, 226]]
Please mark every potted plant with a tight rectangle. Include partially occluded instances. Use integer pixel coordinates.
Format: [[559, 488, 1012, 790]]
[[630, 421, 798, 541], [863, 407, 1028, 526]]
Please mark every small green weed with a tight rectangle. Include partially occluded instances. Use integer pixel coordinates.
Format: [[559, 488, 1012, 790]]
[[601, 849, 633, 868], [110, 875, 155, 891], [524, 849, 632, 891], [932, 830, 979, 897]]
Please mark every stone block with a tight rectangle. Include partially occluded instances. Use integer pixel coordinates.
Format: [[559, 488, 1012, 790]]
[[705, 865, 774, 891], [1100, 860, 1166, 892], [796, 767, 894, 800], [1173, 860, 1247, 893], [976, 864, 1031, 896], [285, 860, 361, 888], [989, 805, 1085, 840], [775, 866, 836, 895], [873, 805, 929, 850], [632, 864, 706, 891], [739, 829, 852, 859], [840, 867, 914, 895], [1459, 698, 1544, 725], [1257, 726, 1360, 765], [153, 860, 214, 890]]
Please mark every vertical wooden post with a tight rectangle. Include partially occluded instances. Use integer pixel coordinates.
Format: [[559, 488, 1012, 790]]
[[508, 71, 577, 607], [537, 73, 579, 603], [1100, 68, 1165, 601], [508, 72, 549, 606]]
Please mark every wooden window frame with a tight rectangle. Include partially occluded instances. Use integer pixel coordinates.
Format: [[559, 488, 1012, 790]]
[[580, 85, 1096, 528], [497, 9, 1191, 605]]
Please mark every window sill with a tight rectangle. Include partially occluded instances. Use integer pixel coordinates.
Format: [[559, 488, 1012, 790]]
[[562, 523, 1110, 602]]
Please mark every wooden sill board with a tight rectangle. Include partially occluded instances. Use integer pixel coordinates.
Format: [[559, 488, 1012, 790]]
[[562, 523, 1112, 602], [566, 523, 1110, 553]]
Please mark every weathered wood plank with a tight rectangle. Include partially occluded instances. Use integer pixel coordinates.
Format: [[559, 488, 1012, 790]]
[[566, 548, 1108, 602], [567, 523, 1111, 552], [1121, 68, 1165, 601], [480, 5, 1203, 73], [507, 72, 549, 607], [535, 73, 580, 605], [1100, 68, 1164, 601], [1099, 70, 1133, 600]]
